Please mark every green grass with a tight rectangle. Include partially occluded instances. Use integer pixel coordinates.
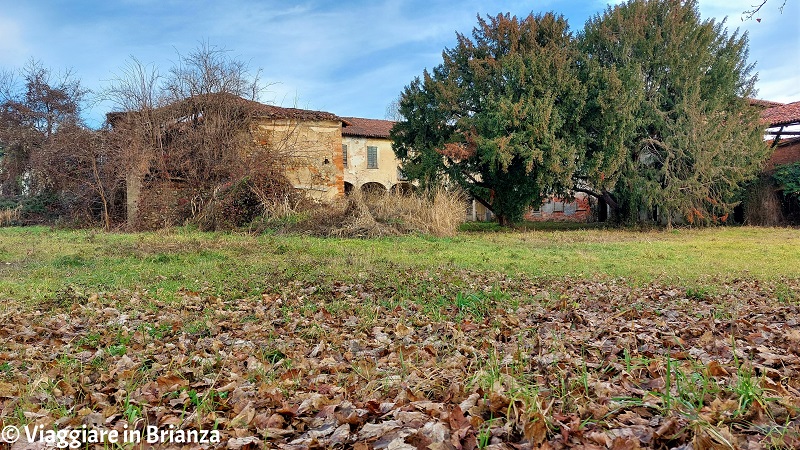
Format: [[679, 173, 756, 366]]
[[0, 225, 798, 305]]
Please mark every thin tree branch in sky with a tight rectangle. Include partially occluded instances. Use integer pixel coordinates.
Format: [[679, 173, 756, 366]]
[[742, 0, 788, 21]]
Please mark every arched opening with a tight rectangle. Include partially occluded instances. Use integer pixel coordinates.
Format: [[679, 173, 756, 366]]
[[343, 181, 354, 196], [360, 182, 387, 196]]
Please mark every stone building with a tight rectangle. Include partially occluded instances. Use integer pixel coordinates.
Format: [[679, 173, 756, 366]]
[[111, 94, 347, 229], [340, 117, 412, 195]]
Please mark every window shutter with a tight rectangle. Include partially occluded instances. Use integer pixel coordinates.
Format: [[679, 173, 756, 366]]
[[367, 146, 378, 169]]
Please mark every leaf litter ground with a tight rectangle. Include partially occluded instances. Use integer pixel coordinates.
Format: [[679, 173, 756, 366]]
[[0, 270, 798, 449]]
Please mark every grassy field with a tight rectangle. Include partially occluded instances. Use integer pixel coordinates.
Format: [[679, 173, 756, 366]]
[[1, 225, 799, 305], [0, 226, 798, 449]]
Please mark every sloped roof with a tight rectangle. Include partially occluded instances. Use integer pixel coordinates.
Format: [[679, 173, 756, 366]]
[[187, 93, 345, 122], [341, 117, 396, 139], [108, 92, 346, 125], [748, 98, 784, 109], [761, 101, 800, 127]]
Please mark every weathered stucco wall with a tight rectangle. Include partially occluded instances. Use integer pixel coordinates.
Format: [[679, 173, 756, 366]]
[[342, 136, 406, 192], [252, 118, 344, 200]]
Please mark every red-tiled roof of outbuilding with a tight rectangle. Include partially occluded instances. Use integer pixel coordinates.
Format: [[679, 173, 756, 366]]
[[341, 117, 396, 139], [748, 98, 784, 109], [761, 101, 800, 127]]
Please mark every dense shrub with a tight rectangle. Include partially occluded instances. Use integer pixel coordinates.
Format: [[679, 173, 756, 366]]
[[194, 171, 297, 231]]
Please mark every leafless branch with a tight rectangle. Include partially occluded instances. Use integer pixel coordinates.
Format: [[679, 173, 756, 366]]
[[742, 0, 788, 20]]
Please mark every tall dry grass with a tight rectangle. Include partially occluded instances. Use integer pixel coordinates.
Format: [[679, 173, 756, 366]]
[[361, 187, 467, 237], [280, 187, 467, 237], [0, 206, 21, 226]]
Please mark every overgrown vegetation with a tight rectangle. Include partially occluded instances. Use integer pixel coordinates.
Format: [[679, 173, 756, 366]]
[[0, 61, 123, 228], [270, 187, 467, 238], [0, 44, 295, 231], [743, 167, 800, 226], [773, 162, 800, 199]]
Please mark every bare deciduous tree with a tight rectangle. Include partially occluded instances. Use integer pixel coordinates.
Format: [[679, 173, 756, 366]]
[[0, 60, 124, 228], [742, 0, 789, 20], [31, 123, 123, 229], [1, 60, 85, 194], [104, 43, 300, 230]]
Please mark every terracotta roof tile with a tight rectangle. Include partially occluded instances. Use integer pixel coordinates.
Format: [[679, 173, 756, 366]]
[[195, 93, 344, 122], [108, 93, 345, 124], [341, 117, 396, 139], [748, 98, 784, 109], [761, 101, 800, 127]]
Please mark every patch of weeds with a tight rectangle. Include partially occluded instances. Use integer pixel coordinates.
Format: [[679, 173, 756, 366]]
[[142, 322, 171, 340], [685, 285, 715, 301], [110, 327, 132, 347], [468, 351, 503, 395], [773, 283, 798, 304], [12, 404, 29, 425], [731, 337, 768, 415], [150, 253, 174, 264], [300, 323, 324, 340], [419, 295, 449, 322], [456, 291, 490, 320], [300, 297, 320, 315], [187, 389, 226, 415], [239, 313, 260, 324], [459, 221, 507, 233], [665, 358, 721, 413], [0, 361, 12, 377], [760, 420, 800, 450], [51, 254, 88, 268], [48, 284, 88, 308], [733, 366, 765, 414], [90, 354, 107, 369], [325, 299, 352, 316], [477, 416, 498, 448], [56, 354, 79, 369], [260, 348, 286, 364], [76, 331, 102, 348], [123, 394, 142, 422], [184, 320, 211, 338], [107, 343, 127, 356]]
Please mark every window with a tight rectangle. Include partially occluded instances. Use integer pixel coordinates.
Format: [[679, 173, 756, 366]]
[[342, 144, 348, 167], [553, 201, 564, 213], [367, 146, 378, 169]]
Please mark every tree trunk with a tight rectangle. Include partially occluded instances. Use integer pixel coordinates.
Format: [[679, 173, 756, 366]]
[[573, 186, 621, 222]]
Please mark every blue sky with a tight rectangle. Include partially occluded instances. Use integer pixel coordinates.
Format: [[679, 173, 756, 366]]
[[1, 0, 797, 128]]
